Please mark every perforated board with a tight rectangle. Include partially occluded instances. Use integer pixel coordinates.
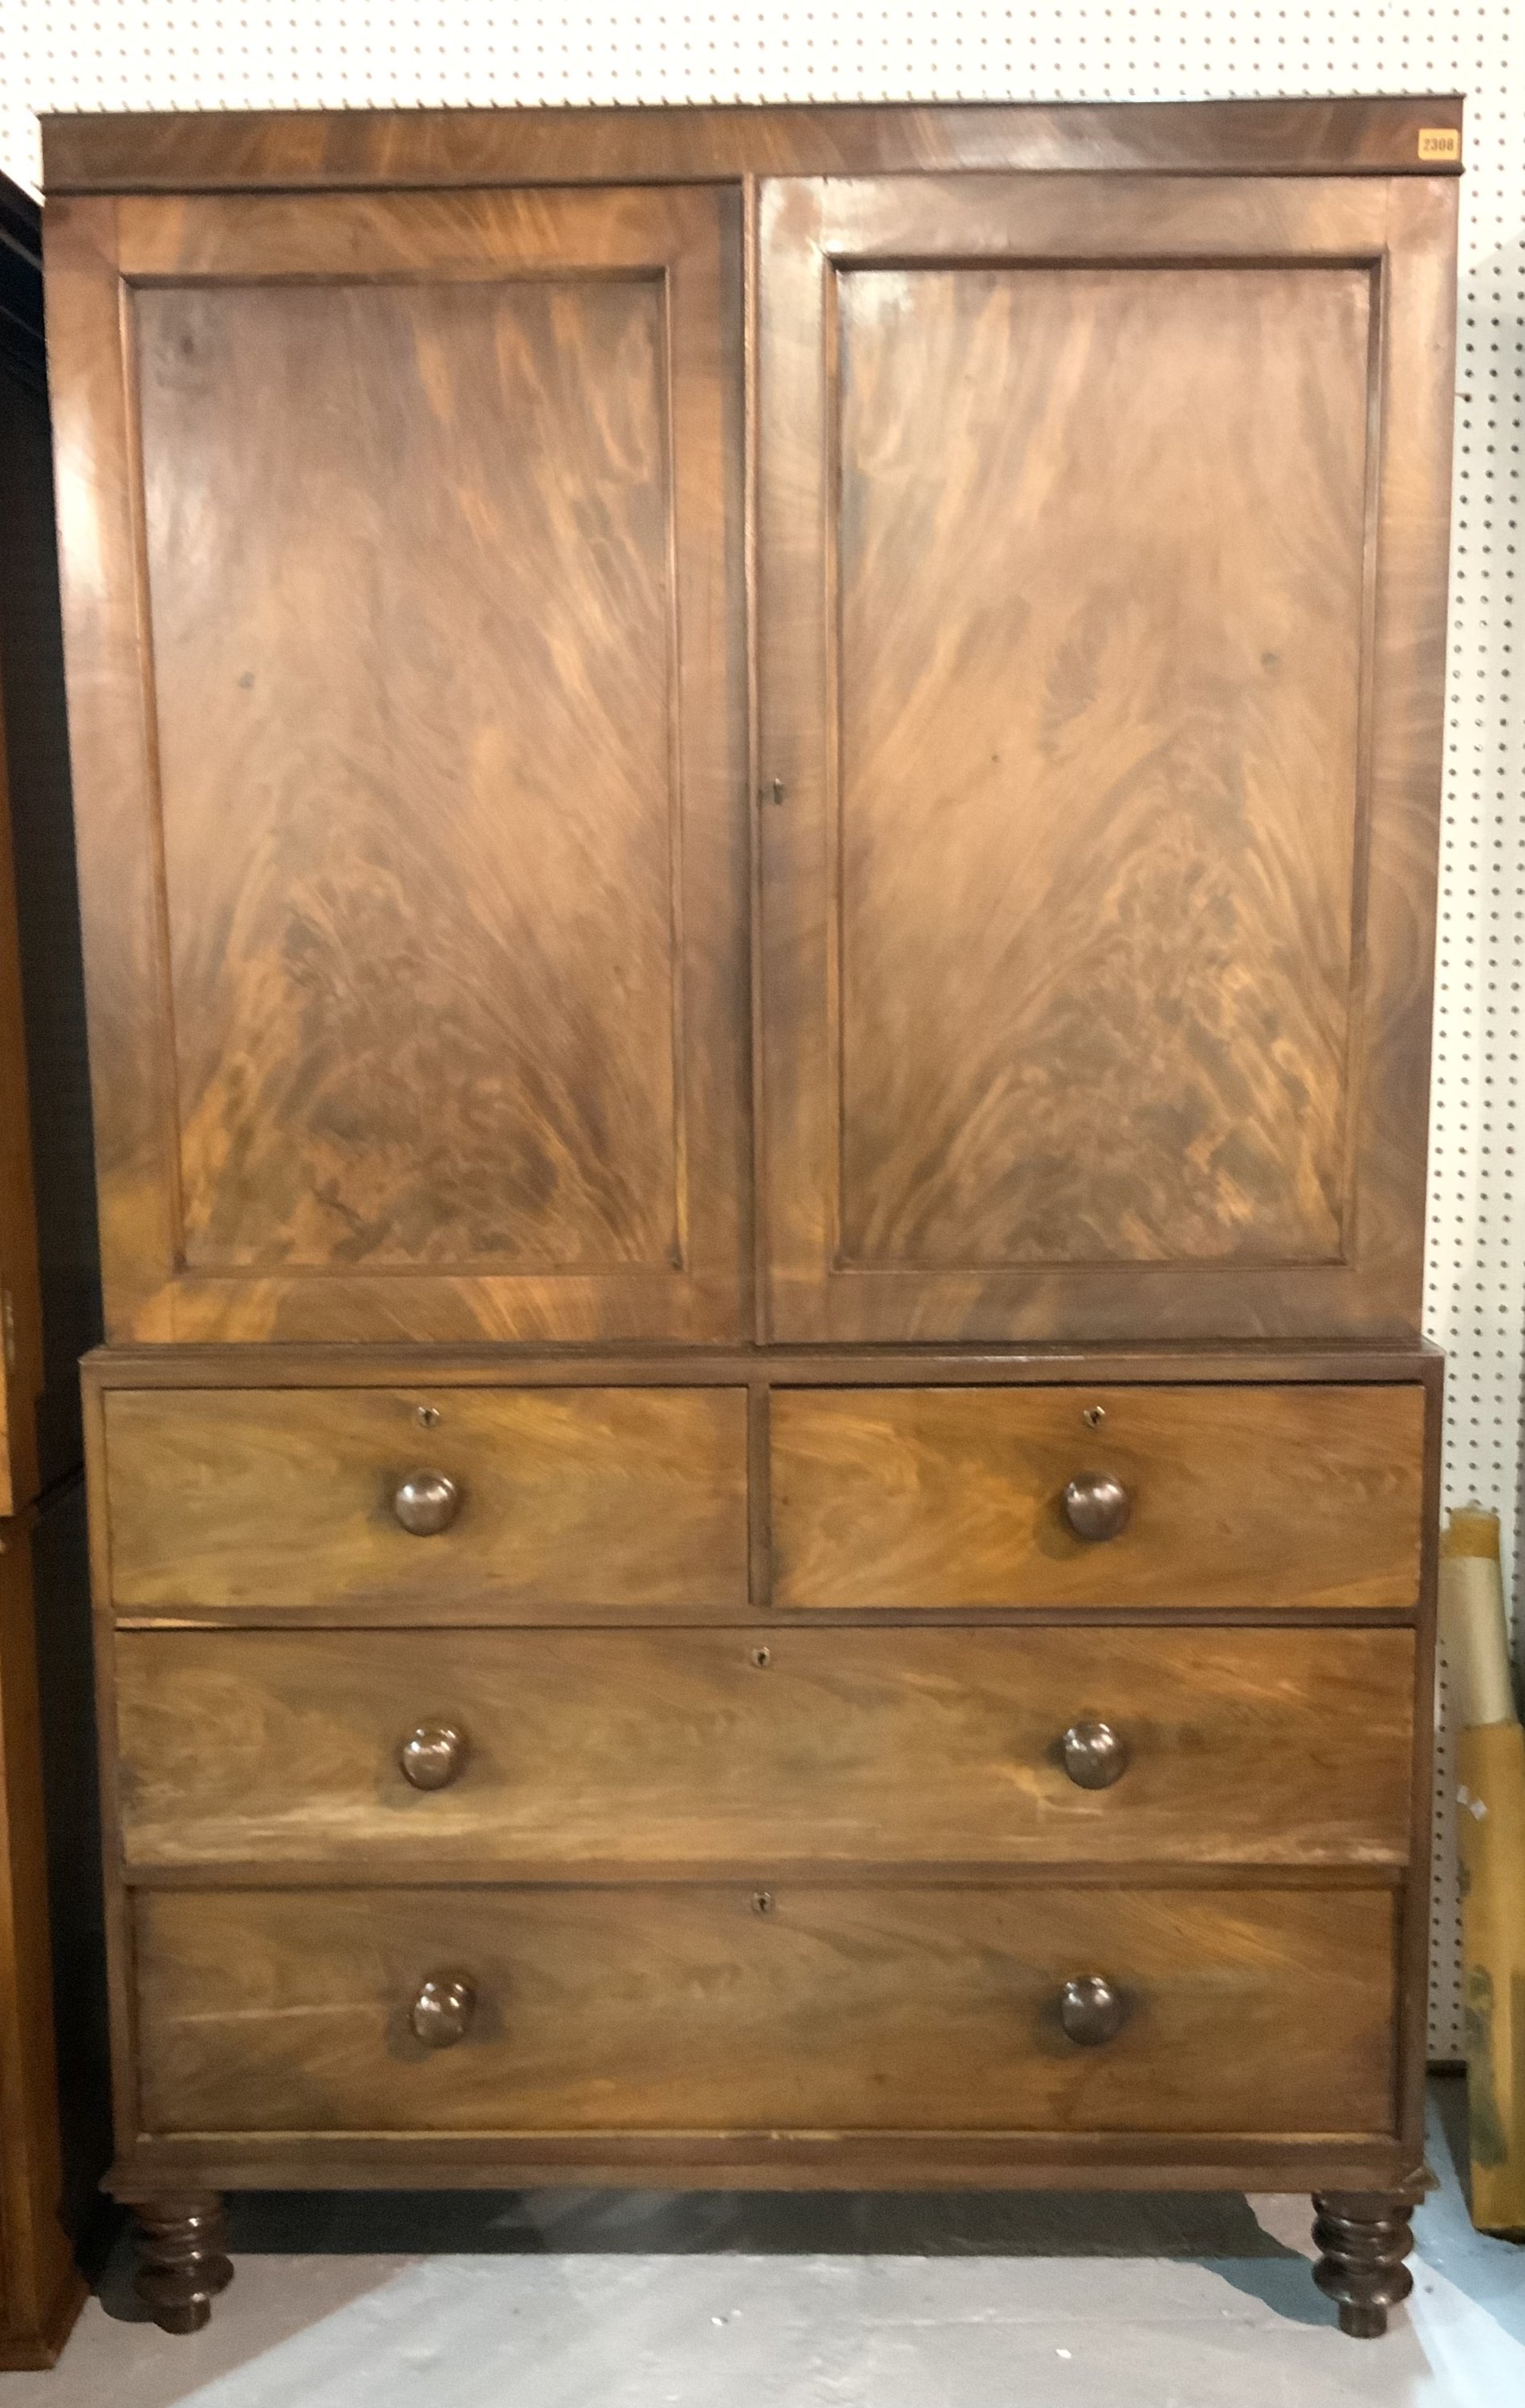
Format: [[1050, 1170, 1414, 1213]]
[[2, 3, 1518, 2061]]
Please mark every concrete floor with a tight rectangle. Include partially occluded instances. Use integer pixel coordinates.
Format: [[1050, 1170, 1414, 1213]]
[[6, 2081, 1521, 2406]]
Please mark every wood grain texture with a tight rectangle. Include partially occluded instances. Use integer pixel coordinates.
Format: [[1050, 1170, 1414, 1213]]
[[0, 177, 98, 2369], [140, 275, 679, 1279], [112, 1624, 1415, 1874], [47, 100, 1453, 2235], [0, 1515, 88, 2360], [759, 173, 1456, 1341], [39, 96, 1466, 195], [771, 1384, 1425, 1609], [103, 1385, 748, 1612], [47, 185, 746, 1343], [836, 262, 1368, 1271], [133, 1881, 1398, 2138]]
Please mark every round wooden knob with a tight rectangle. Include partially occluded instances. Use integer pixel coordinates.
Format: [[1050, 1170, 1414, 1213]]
[[392, 1470, 461, 1536], [409, 1973, 476, 2048], [1060, 1719, 1128, 1790], [398, 1723, 469, 1791], [1062, 1472, 1132, 1542], [1059, 1974, 1125, 2046]]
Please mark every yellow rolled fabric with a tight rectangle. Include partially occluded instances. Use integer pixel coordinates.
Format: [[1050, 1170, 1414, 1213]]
[[1441, 1505, 1525, 2235]]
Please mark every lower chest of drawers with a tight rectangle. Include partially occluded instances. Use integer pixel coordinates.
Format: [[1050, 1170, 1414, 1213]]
[[89, 1357, 1434, 2165]]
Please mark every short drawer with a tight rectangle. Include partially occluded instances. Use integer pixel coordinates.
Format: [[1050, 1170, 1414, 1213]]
[[135, 1882, 1397, 2138], [115, 1625, 1416, 1873], [102, 1386, 748, 1613], [771, 1385, 1425, 1609]]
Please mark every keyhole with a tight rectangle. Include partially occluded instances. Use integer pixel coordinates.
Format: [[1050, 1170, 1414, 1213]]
[[750, 1646, 771, 1669], [416, 1404, 441, 1428], [1083, 1405, 1106, 1430], [752, 1890, 775, 1917]]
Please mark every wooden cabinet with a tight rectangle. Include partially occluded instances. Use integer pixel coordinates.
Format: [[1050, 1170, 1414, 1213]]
[[0, 170, 107, 2365], [46, 94, 1458, 2345]]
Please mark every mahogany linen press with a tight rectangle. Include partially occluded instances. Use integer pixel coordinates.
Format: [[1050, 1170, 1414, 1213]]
[[42, 95, 1458, 2338]]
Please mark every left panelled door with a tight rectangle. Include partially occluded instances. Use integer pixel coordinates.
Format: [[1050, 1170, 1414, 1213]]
[[47, 187, 748, 1343]]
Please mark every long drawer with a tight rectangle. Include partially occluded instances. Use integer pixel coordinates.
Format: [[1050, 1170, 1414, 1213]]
[[134, 1882, 1398, 2138], [101, 1385, 749, 1612], [771, 1385, 1425, 1609], [114, 1625, 1415, 1873]]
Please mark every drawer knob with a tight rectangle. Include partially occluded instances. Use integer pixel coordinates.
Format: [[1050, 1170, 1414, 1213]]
[[392, 1470, 461, 1536], [1059, 1975, 1125, 2047], [1060, 1719, 1128, 1790], [398, 1723, 469, 1791], [409, 1973, 476, 2048], [1062, 1472, 1132, 1542]]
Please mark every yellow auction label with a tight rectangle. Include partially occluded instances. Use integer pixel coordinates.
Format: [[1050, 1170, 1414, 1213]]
[[1418, 127, 1462, 162]]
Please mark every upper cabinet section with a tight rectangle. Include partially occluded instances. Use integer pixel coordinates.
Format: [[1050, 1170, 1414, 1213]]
[[44, 105, 1458, 1347], [759, 172, 1456, 1341], [47, 185, 747, 1343]]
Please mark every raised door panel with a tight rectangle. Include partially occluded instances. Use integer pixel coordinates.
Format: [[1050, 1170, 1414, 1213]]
[[47, 188, 746, 1341], [759, 175, 1455, 1340], [836, 262, 1364, 1273]]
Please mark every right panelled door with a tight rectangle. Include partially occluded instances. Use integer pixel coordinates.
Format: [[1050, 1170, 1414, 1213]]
[[758, 173, 1456, 1342]]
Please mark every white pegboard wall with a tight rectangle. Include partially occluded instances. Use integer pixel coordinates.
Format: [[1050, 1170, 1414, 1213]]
[[1, 4, 1519, 2061]]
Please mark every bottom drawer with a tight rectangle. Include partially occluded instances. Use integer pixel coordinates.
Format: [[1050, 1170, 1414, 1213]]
[[136, 1884, 1397, 2138]]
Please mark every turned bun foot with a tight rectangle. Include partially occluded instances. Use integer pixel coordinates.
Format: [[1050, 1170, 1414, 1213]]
[[1311, 2191, 1414, 2339], [132, 2194, 234, 2333]]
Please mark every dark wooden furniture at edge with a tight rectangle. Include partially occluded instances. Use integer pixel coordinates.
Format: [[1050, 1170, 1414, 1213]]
[[0, 169, 107, 2365], [42, 94, 1461, 2343]]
